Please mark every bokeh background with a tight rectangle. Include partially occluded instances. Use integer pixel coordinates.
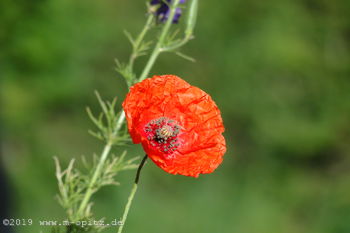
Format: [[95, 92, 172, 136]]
[[1, 0, 350, 232]]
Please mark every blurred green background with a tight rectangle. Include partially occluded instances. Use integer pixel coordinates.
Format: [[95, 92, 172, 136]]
[[1, 0, 350, 232]]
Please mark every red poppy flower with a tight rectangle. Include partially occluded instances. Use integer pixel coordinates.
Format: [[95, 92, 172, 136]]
[[122, 75, 226, 177]]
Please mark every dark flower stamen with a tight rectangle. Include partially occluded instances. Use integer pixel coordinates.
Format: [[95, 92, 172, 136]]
[[144, 117, 181, 153]]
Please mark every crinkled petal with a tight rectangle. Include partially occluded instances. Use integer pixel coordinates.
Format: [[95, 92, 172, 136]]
[[122, 75, 226, 177]]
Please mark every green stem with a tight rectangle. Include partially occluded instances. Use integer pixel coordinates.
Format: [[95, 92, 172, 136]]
[[117, 155, 148, 233], [129, 14, 154, 71], [76, 111, 125, 219], [161, 34, 192, 52], [138, 0, 181, 82], [113, 111, 126, 137], [118, 184, 138, 233], [76, 143, 112, 219]]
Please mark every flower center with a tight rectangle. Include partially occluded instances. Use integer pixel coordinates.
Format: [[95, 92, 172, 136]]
[[144, 117, 181, 153], [158, 125, 174, 139]]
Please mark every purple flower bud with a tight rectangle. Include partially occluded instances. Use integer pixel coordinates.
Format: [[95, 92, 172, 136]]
[[150, 0, 186, 24]]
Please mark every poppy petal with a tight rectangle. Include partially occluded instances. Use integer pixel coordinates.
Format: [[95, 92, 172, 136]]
[[122, 75, 226, 177]]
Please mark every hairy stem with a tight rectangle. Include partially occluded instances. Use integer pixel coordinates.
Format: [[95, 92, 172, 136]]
[[129, 14, 154, 72], [161, 34, 192, 52], [76, 111, 125, 219], [138, 0, 181, 82], [76, 143, 111, 219], [113, 111, 126, 137], [117, 155, 148, 233]]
